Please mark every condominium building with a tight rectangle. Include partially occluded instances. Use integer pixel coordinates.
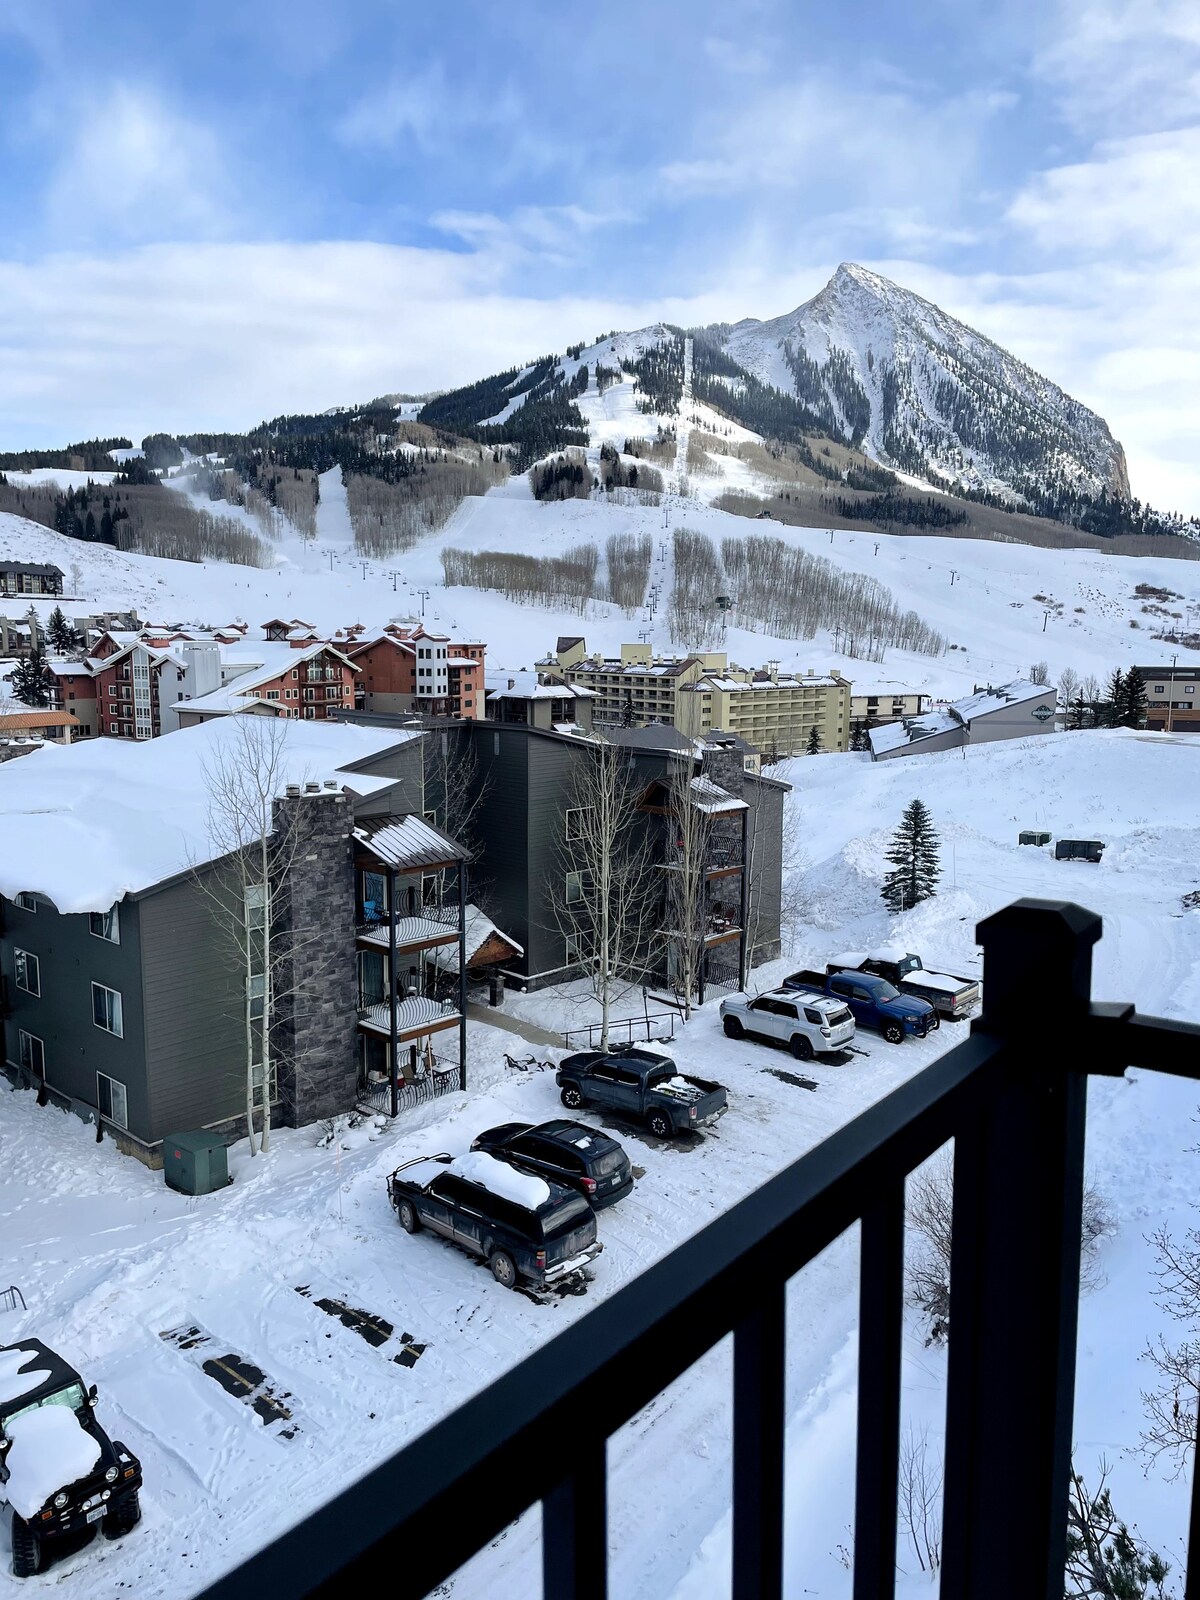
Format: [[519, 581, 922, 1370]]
[[544, 638, 851, 755], [849, 687, 932, 727], [1138, 665, 1200, 732]]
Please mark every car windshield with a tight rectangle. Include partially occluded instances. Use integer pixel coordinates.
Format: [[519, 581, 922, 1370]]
[[3, 1382, 86, 1432], [875, 981, 900, 1001]]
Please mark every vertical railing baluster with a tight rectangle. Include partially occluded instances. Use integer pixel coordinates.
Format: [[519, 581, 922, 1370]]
[[854, 1183, 905, 1600], [733, 1282, 786, 1600], [543, 1443, 607, 1600], [1185, 1396, 1200, 1600], [941, 901, 1098, 1600]]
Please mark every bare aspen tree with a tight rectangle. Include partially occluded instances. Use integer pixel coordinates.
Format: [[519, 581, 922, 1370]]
[[663, 757, 712, 1019], [194, 717, 313, 1155], [553, 739, 657, 1047], [898, 1427, 942, 1575]]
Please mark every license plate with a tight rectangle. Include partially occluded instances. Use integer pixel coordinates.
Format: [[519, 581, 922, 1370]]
[[86, 1507, 103, 1524]]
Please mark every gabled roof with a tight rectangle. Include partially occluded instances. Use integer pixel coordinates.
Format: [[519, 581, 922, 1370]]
[[0, 710, 80, 731], [0, 561, 62, 578]]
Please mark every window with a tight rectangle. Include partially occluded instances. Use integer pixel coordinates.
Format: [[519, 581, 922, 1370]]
[[244, 883, 266, 931], [304, 706, 316, 719], [15, 892, 36, 911], [1155, 685, 1165, 694], [96, 1072, 128, 1129], [304, 687, 315, 701], [109, 685, 118, 697], [248, 973, 265, 1022], [18, 1031, 44, 1078], [1188, 687, 1195, 696], [89, 905, 120, 943], [91, 982, 123, 1037], [14, 949, 40, 995], [265, 689, 280, 700], [251, 1061, 278, 1110], [564, 807, 593, 841], [565, 870, 590, 905], [291, 668, 299, 680]]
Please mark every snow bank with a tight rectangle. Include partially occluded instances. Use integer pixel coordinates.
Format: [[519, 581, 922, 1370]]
[[3, 1406, 102, 1518], [0, 716, 419, 913], [0, 1349, 52, 1407], [455, 1151, 551, 1210]]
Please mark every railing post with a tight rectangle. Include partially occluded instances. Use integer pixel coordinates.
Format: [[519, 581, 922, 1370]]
[[941, 899, 1099, 1600]]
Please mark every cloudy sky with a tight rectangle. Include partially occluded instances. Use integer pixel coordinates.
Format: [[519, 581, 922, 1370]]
[[1, 0, 1197, 510]]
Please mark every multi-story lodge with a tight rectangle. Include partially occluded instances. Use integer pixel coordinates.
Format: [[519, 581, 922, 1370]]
[[347, 623, 486, 719], [1139, 665, 1200, 731], [0, 561, 62, 598], [0, 719, 469, 1161], [849, 686, 933, 727], [542, 638, 851, 755]]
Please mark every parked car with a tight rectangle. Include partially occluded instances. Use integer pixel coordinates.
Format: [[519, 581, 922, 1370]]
[[827, 947, 980, 1021], [719, 988, 855, 1059], [0, 1339, 142, 1578], [386, 1151, 602, 1290], [784, 968, 936, 1044], [556, 1048, 727, 1138], [470, 1120, 634, 1208]]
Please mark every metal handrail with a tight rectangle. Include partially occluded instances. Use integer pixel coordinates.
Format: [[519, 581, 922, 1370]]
[[561, 1011, 678, 1049], [194, 900, 1200, 1600]]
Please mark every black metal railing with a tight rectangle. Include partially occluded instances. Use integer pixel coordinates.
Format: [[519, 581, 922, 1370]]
[[356, 1058, 459, 1117], [561, 1010, 679, 1049], [195, 899, 1200, 1600]]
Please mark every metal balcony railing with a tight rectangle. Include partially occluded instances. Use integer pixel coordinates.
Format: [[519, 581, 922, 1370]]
[[194, 898, 1200, 1600]]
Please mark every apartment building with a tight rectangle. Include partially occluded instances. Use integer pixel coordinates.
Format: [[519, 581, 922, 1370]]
[[849, 687, 932, 727], [544, 638, 850, 755], [1138, 665, 1200, 731], [347, 624, 486, 719], [172, 641, 358, 729], [869, 679, 1057, 761], [0, 719, 468, 1160], [0, 561, 62, 598]]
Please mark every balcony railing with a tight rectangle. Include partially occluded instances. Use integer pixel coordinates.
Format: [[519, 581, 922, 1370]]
[[194, 898, 1200, 1600]]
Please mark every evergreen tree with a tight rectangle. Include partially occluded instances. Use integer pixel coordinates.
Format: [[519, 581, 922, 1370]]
[[1103, 669, 1126, 729], [45, 606, 75, 653], [806, 724, 822, 755], [1120, 667, 1147, 730], [10, 644, 50, 707], [881, 799, 941, 914], [1067, 693, 1089, 732], [84, 509, 97, 541], [849, 720, 868, 752]]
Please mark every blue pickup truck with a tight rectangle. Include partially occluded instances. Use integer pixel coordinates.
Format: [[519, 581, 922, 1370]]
[[783, 968, 936, 1044]]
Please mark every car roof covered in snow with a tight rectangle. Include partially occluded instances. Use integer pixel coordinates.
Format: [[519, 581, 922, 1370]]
[[0, 1340, 82, 1417]]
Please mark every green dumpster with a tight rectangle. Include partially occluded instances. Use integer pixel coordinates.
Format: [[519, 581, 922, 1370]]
[[1019, 830, 1051, 846], [163, 1131, 231, 1195]]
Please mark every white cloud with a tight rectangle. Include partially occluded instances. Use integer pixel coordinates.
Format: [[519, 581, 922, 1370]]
[[41, 84, 235, 245], [336, 62, 521, 154], [1036, 0, 1200, 129]]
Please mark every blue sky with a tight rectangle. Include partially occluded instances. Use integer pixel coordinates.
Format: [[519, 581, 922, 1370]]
[[1, 0, 1198, 509]]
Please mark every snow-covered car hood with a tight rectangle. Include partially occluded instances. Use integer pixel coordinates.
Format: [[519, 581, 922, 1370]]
[[3, 1404, 103, 1519]]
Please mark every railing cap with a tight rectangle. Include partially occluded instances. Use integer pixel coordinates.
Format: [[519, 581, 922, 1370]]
[[976, 898, 1101, 951]]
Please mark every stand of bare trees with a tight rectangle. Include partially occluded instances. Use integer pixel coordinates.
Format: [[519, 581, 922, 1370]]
[[113, 503, 271, 566], [552, 740, 657, 1046], [193, 720, 326, 1155], [606, 532, 652, 614], [442, 544, 600, 612], [347, 458, 506, 557], [668, 527, 726, 649]]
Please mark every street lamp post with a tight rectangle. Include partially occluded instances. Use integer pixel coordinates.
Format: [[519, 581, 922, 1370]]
[[418, 589, 429, 618]]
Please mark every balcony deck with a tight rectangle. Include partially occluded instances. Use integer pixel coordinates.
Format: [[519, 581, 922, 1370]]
[[355, 915, 460, 954], [356, 995, 461, 1041]]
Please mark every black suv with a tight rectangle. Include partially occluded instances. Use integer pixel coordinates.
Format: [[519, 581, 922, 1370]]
[[0, 1340, 142, 1578], [387, 1152, 603, 1290], [470, 1120, 634, 1209]]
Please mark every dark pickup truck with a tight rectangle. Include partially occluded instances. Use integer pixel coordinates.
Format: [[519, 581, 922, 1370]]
[[784, 968, 936, 1043], [557, 1048, 727, 1139], [827, 946, 980, 1021]]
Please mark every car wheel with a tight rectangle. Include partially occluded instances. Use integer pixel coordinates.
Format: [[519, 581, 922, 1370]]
[[490, 1249, 518, 1288], [929, 1013, 940, 1030], [397, 1199, 420, 1233], [789, 1034, 813, 1061], [648, 1112, 673, 1139], [11, 1515, 40, 1577], [883, 1022, 904, 1045], [723, 1015, 744, 1039], [103, 1488, 141, 1539], [560, 1085, 584, 1110]]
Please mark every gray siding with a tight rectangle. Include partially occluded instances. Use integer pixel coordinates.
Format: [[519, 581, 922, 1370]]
[[746, 776, 785, 966], [138, 872, 247, 1140], [345, 737, 425, 818], [1, 892, 152, 1137], [464, 724, 533, 972]]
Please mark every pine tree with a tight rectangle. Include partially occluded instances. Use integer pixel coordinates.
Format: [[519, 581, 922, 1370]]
[[45, 606, 75, 653], [881, 799, 941, 914], [10, 644, 50, 707], [806, 724, 822, 755], [1103, 669, 1126, 729], [1120, 667, 1147, 729]]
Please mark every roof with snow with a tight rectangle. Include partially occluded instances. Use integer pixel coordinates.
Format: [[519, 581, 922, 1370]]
[[0, 710, 80, 731], [869, 678, 1053, 755], [486, 671, 596, 701], [354, 813, 467, 870], [0, 718, 421, 913], [689, 775, 748, 814], [0, 561, 62, 578], [427, 903, 523, 972], [177, 640, 358, 718]]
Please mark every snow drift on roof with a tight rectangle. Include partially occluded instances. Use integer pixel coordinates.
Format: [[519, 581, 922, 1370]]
[[0, 1349, 52, 1408], [3, 1405, 103, 1519], [0, 718, 419, 914], [455, 1150, 551, 1210]]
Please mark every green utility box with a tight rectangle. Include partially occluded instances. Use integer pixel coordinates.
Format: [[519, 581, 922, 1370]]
[[1019, 830, 1052, 846], [163, 1131, 231, 1195]]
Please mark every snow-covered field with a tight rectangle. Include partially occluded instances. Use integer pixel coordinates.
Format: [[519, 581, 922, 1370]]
[[1, 726, 1198, 1596]]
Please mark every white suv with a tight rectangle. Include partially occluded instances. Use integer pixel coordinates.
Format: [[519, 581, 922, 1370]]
[[720, 988, 856, 1061]]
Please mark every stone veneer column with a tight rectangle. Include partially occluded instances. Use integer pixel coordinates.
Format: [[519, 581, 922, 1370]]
[[270, 787, 359, 1126]]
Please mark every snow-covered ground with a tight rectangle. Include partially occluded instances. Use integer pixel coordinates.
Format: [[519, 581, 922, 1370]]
[[1, 727, 1198, 1596]]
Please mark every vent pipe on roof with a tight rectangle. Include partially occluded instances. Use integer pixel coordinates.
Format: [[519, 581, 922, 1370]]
[[323, 779, 337, 790], [304, 781, 320, 794], [285, 783, 301, 798]]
